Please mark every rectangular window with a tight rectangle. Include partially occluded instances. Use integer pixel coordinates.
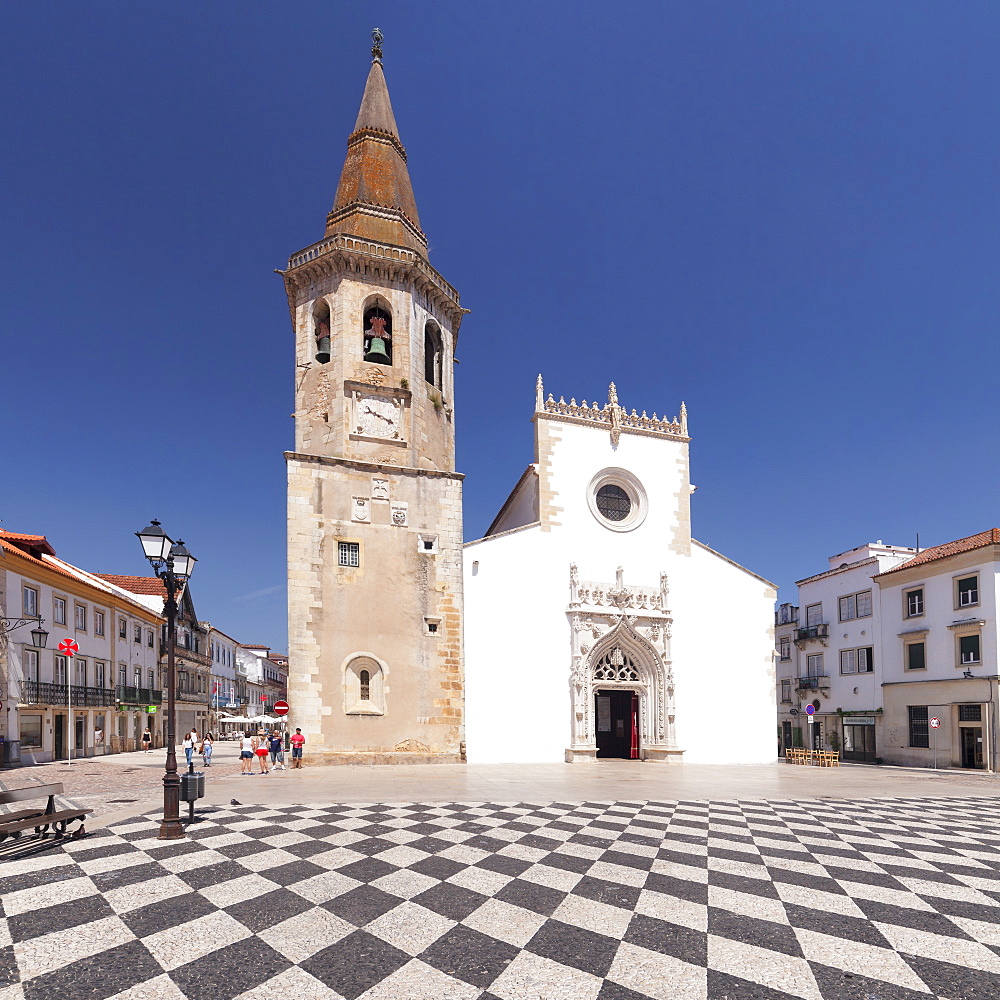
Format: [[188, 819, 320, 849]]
[[960, 634, 981, 664], [840, 649, 856, 675], [119, 664, 127, 686], [95, 661, 106, 687], [780, 679, 791, 702], [906, 642, 926, 671], [134, 667, 142, 686], [908, 706, 929, 748], [905, 588, 924, 617], [959, 704, 982, 722], [54, 597, 66, 625], [20, 714, 43, 747], [779, 636, 791, 661], [147, 629, 154, 648], [857, 647, 873, 673], [149, 669, 155, 690], [957, 576, 979, 607], [805, 603, 822, 627], [76, 658, 87, 686], [23, 586, 38, 617], [95, 611, 105, 636], [839, 591, 872, 622], [55, 654, 68, 684], [338, 541, 360, 568], [24, 648, 39, 682], [806, 653, 823, 677], [75, 604, 87, 630], [119, 618, 128, 639], [134, 624, 142, 644]]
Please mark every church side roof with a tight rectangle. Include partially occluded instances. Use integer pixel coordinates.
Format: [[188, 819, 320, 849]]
[[483, 465, 540, 538], [692, 539, 778, 588]]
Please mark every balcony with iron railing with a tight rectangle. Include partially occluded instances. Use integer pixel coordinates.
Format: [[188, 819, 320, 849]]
[[116, 686, 163, 706], [796, 675, 830, 691], [795, 624, 829, 643], [21, 681, 117, 707]]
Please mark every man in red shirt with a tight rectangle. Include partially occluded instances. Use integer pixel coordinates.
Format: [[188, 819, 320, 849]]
[[290, 728, 306, 768]]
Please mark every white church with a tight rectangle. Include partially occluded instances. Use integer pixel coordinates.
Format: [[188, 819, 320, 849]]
[[464, 379, 777, 765], [283, 36, 777, 766]]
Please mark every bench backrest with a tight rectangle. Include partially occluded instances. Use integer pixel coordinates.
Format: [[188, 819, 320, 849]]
[[0, 783, 64, 805]]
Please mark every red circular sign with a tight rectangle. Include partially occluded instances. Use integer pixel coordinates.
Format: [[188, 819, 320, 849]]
[[273, 700, 289, 716], [58, 638, 79, 656], [930, 717, 941, 729]]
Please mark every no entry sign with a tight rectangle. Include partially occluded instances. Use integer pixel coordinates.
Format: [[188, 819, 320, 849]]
[[58, 638, 79, 657], [273, 700, 289, 716]]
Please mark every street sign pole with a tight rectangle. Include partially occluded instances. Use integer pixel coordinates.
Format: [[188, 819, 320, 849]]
[[57, 638, 80, 764]]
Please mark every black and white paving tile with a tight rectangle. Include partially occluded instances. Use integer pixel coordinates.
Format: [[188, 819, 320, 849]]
[[4, 797, 1000, 999]]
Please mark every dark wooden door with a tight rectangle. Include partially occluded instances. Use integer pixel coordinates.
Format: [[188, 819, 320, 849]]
[[595, 690, 637, 759], [54, 715, 65, 759], [961, 727, 984, 769]]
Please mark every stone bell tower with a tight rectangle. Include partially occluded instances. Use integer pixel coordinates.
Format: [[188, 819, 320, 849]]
[[281, 30, 467, 763]]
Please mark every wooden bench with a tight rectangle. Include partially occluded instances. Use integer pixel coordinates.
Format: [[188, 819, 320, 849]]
[[0, 784, 92, 842]]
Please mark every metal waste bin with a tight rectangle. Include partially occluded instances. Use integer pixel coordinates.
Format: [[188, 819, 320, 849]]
[[179, 770, 205, 820]]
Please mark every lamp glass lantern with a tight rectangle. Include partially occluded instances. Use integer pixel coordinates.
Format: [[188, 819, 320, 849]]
[[30, 625, 49, 648], [136, 520, 173, 563], [169, 541, 197, 581]]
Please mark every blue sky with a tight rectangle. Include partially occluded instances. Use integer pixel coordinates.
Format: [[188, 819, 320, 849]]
[[3, 2, 999, 650]]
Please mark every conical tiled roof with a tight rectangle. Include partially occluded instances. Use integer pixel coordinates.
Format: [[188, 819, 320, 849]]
[[326, 58, 426, 253]]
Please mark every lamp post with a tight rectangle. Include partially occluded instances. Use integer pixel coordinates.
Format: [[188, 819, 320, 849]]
[[136, 520, 197, 840]]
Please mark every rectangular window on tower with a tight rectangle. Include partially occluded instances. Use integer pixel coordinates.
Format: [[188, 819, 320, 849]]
[[338, 542, 360, 568]]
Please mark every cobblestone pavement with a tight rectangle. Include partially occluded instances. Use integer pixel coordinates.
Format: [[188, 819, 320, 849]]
[[5, 796, 1000, 999]]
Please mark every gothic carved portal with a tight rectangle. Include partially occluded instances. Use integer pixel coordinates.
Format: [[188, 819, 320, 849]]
[[567, 564, 678, 761]]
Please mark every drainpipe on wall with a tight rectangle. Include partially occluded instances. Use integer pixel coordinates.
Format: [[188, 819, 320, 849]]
[[990, 675, 997, 773]]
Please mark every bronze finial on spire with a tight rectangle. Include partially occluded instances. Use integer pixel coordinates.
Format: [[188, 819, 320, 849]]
[[372, 27, 383, 62]]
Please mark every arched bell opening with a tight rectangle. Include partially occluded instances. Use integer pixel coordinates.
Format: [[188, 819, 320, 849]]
[[313, 299, 332, 364], [363, 302, 393, 366], [424, 321, 443, 389]]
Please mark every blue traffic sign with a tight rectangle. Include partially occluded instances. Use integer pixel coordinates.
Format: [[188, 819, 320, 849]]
[[805, 705, 816, 716]]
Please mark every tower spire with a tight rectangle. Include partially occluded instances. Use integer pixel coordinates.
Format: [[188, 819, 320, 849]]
[[325, 29, 427, 253]]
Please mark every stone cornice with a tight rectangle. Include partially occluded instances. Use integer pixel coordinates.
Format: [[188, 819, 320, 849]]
[[346, 126, 408, 161], [324, 201, 427, 250], [280, 233, 467, 333], [285, 450, 464, 481]]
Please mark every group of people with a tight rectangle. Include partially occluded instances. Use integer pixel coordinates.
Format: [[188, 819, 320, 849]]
[[179, 729, 214, 766], [239, 729, 305, 773], [137, 724, 305, 772]]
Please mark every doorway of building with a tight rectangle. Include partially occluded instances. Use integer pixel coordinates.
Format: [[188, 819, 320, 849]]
[[781, 721, 792, 757], [54, 714, 65, 760], [842, 721, 876, 763], [75, 717, 85, 754], [961, 727, 984, 769], [595, 689, 639, 759]]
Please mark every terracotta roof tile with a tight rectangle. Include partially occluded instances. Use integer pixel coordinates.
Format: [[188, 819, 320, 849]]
[[93, 574, 168, 598], [876, 528, 1000, 576]]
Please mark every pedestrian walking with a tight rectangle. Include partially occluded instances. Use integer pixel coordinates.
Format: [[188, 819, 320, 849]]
[[252, 732, 270, 774], [240, 733, 254, 774], [202, 733, 214, 767], [269, 731, 285, 770], [141, 728, 152, 753], [290, 728, 305, 768], [183, 730, 195, 767]]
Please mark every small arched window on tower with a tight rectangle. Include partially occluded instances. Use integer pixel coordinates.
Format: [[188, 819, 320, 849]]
[[424, 321, 443, 388], [363, 305, 392, 366], [359, 669, 370, 700], [345, 655, 385, 715], [314, 300, 331, 364]]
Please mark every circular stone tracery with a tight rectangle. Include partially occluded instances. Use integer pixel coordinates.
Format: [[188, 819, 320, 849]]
[[595, 484, 631, 521]]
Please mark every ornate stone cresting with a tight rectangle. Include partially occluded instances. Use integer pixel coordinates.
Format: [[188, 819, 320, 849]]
[[566, 565, 679, 762], [539, 381, 689, 442]]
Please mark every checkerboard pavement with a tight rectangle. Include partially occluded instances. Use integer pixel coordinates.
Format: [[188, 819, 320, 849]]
[[4, 797, 1000, 999]]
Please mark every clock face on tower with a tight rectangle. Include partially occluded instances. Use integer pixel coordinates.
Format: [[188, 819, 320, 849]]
[[355, 393, 401, 440]]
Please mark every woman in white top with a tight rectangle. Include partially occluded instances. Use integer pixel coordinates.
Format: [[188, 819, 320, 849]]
[[240, 734, 254, 774]]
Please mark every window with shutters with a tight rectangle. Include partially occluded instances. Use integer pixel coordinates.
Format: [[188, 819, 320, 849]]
[[779, 636, 791, 661], [780, 679, 792, 703], [839, 591, 872, 621], [805, 604, 823, 627]]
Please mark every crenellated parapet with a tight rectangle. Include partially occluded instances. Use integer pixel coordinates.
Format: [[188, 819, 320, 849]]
[[534, 375, 689, 442]]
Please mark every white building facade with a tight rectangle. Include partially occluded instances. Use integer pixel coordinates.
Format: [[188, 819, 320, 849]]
[[464, 379, 777, 765]]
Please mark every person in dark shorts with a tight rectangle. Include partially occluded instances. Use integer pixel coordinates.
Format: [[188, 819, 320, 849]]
[[290, 728, 305, 767]]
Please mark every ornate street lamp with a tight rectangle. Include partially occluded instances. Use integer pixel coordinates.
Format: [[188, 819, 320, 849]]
[[136, 520, 197, 840], [0, 615, 48, 646]]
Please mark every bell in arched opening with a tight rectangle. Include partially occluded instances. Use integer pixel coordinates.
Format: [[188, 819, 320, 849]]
[[363, 307, 392, 366], [313, 300, 331, 364]]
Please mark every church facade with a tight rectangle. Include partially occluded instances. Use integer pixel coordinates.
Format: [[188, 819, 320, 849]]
[[283, 39, 776, 765], [464, 381, 777, 764]]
